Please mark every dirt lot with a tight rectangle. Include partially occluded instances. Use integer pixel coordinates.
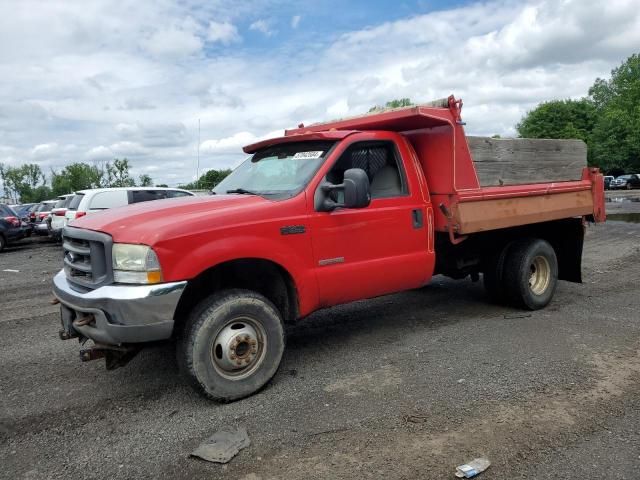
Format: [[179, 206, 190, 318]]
[[1, 196, 640, 479]]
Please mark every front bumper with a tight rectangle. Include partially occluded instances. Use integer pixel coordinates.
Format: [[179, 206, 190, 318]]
[[52, 270, 187, 345]]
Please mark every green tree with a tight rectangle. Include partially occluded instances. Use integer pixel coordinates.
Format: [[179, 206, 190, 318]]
[[138, 174, 153, 187], [105, 158, 135, 187], [369, 98, 413, 112], [0, 163, 50, 202], [589, 53, 640, 172], [516, 99, 596, 142], [156, 183, 169, 188], [51, 162, 103, 196], [180, 168, 232, 190]]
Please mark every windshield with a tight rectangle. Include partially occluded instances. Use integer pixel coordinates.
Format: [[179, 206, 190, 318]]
[[212, 141, 336, 199]]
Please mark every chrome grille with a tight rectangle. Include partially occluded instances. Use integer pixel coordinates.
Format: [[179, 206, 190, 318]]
[[62, 227, 113, 290]]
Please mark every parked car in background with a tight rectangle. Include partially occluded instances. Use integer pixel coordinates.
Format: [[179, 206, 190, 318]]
[[65, 187, 194, 224], [603, 175, 614, 190], [32, 200, 58, 236], [11, 203, 36, 237], [0, 204, 24, 251], [47, 194, 75, 240], [610, 174, 640, 190]]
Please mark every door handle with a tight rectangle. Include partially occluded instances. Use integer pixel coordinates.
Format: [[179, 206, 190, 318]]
[[412, 209, 423, 229]]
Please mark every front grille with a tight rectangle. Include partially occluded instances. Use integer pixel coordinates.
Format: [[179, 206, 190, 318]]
[[63, 237, 92, 279], [62, 227, 113, 290]]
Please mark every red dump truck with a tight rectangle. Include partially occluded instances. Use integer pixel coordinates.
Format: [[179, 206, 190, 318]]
[[53, 96, 605, 401]]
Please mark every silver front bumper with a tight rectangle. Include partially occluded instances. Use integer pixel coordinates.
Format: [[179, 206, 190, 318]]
[[52, 270, 187, 345]]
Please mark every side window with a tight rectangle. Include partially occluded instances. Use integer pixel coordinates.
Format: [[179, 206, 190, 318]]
[[90, 191, 128, 210], [130, 190, 167, 204], [325, 141, 408, 200], [166, 190, 192, 198], [0, 205, 12, 216]]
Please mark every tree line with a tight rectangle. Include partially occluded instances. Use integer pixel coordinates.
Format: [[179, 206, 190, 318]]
[[0, 158, 153, 204], [516, 53, 640, 175], [179, 168, 232, 191]]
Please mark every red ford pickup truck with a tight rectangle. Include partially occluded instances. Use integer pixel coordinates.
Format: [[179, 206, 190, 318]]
[[53, 96, 605, 401]]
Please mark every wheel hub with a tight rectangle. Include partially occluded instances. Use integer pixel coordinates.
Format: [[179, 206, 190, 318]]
[[211, 319, 264, 379], [529, 255, 551, 295]]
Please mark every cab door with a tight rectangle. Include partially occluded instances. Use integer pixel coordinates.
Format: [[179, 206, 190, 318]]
[[309, 134, 434, 306]]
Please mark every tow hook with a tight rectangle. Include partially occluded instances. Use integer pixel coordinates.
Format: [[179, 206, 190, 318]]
[[79, 344, 141, 370]]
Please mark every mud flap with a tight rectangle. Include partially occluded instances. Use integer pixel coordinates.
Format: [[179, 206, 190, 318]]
[[554, 218, 584, 283]]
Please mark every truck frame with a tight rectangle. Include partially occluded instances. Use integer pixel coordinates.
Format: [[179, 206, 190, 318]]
[[53, 96, 605, 401]]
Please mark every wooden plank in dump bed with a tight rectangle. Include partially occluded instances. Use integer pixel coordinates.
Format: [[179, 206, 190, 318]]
[[467, 137, 587, 187]]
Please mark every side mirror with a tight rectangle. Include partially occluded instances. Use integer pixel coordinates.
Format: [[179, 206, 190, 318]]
[[342, 168, 371, 208], [318, 168, 371, 211]]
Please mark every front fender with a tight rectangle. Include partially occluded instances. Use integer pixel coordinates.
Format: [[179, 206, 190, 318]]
[[156, 233, 320, 317]]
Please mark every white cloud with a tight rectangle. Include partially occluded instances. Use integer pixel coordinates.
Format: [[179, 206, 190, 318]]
[[85, 145, 113, 161], [110, 141, 148, 156], [207, 21, 241, 44], [291, 15, 301, 29], [200, 132, 260, 154], [140, 25, 203, 59], [31, 143, 59, 158], [249, 19, 275, 37]]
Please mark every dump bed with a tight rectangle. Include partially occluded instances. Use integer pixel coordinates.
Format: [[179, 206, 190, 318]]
[[284, 96, 605, 237]]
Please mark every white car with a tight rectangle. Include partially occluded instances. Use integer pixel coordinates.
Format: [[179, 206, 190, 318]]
[[48, 194, 76, 240], [65, 187, 195, 225], [32, 200, 58, 236]]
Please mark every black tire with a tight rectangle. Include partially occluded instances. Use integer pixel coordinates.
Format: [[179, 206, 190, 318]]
[[177, 289, 285, 402], [483, 243, 512, 303], [0, 234, 5, 252], [503, 238, 558, 310]]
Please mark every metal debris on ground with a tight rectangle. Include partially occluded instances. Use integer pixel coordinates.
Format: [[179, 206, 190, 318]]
[[455, 457, 491, 478], [190, 427, 250, 464]]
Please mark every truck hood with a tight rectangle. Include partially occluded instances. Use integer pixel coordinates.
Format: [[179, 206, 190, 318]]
[[68, 194, 269, 244]]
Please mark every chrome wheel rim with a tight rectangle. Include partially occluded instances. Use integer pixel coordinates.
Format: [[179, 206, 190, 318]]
[[210, 317, 267, 380], [529, 255, 551, 295]]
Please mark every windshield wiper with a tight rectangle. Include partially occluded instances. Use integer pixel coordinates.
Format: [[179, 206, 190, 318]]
[[226, 188, 260, 195]]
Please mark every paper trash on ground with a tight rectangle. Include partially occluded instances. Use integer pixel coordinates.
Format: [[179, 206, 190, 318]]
[[455, 457, 491, 478]]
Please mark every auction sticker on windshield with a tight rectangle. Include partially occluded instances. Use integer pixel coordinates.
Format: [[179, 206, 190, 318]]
[[292, 151, 324, 159]]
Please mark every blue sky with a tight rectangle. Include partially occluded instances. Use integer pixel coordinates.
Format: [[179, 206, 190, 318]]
[[0, 0, 638, 186]]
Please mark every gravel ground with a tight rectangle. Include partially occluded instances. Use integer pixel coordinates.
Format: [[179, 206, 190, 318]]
[[1, 197, 640, 479]]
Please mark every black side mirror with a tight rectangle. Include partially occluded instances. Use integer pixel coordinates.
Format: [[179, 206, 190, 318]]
[[342, 168, 371, 208], [318, 167, 371, 211]]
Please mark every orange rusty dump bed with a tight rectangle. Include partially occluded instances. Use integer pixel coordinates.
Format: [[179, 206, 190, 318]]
[[284, 95, 606, 237], [451, 168, 605, 235]]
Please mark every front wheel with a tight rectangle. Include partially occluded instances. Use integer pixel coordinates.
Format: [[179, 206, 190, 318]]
[[177, 289, 285, 402], [503, 238, 558, 310]]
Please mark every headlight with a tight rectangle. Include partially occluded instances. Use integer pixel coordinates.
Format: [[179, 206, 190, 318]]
[[112, 244, 163, 284]]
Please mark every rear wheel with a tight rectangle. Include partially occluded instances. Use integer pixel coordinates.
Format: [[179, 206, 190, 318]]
[[503, 238, 558, 310], [177, 289, 285, 402], [0, 234, 5, 252]]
